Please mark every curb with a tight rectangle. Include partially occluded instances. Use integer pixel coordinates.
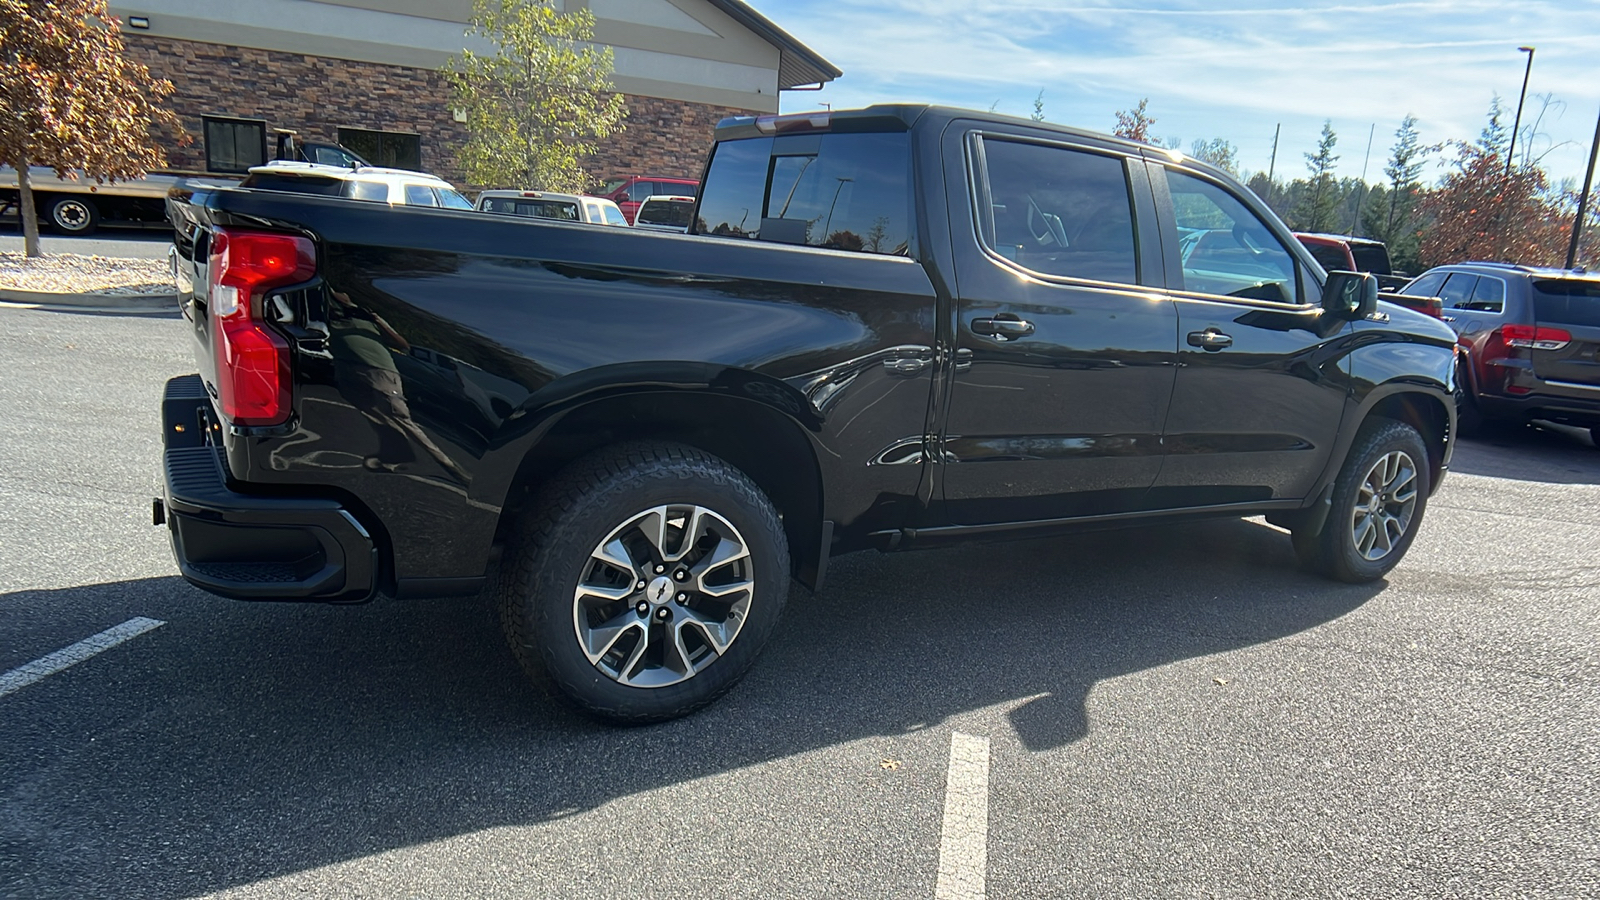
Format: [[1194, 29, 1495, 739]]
[[0, 287, 179, 313]]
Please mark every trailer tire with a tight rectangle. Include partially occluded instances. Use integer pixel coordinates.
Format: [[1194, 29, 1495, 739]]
[[48, 196, 100, 235]]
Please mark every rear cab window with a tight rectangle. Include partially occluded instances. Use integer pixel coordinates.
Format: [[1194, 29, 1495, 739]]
[[482, 197, 580, 220], [638, 199, 694, 229], [695, 131, 912, 256]]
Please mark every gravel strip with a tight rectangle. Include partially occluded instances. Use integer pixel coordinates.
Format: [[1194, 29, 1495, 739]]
[[0, 251, 174, 295]]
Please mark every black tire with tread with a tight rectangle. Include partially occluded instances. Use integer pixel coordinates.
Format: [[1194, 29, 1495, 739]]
[[496, 441, 790, 724], [1292, 417, 1431, 583]]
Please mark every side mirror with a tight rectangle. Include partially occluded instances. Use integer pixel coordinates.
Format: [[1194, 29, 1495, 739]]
[[1322, 270, 1378, 319]]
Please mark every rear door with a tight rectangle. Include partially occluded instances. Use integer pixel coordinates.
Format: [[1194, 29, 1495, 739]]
[[939, 127, 1178, 523], [1530, 278, 1600, 390]]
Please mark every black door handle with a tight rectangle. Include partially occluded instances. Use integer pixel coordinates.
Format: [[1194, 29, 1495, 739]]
[[1187, 329, 1233, 351], [971, 315, 1035, 341]]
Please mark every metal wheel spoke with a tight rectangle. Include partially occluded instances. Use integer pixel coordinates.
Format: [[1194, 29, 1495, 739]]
[[697, 577, 754, 599], [616, 623, 652, 683], [663, 623, 698, 675], [1373, 515, 1394, 555], [695, 533, 750, 575], [1354, 514, 1377, 554], [576, 581, 634, 603], [594, 536, 636, 573], [637, 507, 669, 561], [582, 611, 643, 664], [678, 606, 737, 654], [662, 506, 707, 563]]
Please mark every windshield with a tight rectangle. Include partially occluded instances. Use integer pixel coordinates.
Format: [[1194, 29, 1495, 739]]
[[598, 178, 629, 194]]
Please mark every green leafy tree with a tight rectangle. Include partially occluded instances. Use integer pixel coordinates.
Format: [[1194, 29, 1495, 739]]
[[1189, 137, 1237, 175], [1030, 90, 1045, 122], [1291, 120, 1341, 232], [1360, 114, 1429, 272], [0, 0, 181, 257], [446, 0, 626, 193], [1113, 99, 1155, 144]]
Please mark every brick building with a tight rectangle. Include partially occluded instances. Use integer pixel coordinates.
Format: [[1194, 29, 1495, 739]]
[[108, 0, 840, 186]]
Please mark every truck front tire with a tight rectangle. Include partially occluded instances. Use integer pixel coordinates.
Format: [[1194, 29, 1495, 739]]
[[1292, 418, 1431, 583], [47, 196, 100, 235], [497, 442, 790, 724]]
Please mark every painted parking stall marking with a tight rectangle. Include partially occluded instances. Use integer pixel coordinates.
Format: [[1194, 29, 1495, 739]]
[[935, 731, 992, 900], [0, 617, 166, 699]]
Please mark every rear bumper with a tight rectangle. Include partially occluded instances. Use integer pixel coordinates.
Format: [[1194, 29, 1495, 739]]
[[1478, 386, 1600, 428], [158, 375, 378, 602]]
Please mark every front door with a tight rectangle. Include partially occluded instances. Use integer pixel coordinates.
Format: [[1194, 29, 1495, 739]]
[[940, 131, 1178, 524], [1150, 164, 1349, 507]]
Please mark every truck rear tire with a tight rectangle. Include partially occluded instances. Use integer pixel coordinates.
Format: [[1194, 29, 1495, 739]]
[[497, 441, 790, 724], [1292, 417, 1430, 583], [47, 196, 100, 235]]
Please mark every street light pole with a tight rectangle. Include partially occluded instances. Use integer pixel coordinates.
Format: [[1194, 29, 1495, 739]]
[[1506, 46, 1535, 178], [1565, 103, 1600, 270]]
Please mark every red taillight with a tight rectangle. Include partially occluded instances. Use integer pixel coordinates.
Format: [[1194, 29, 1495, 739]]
[[207, 228, 315, 426], [1501, 324, 1571, 351]]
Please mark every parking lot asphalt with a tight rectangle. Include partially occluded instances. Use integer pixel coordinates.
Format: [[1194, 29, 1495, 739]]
[[1, 304, 1596, 899]]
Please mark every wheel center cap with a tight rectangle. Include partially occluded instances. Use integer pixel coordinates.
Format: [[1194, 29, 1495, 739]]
[[647, 576, 673, 604]]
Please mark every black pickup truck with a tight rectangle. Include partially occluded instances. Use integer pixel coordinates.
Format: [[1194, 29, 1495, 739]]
[[160, 105, 1456, 722]]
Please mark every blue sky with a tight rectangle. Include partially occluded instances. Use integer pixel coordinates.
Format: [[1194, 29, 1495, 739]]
[[755, 0, 1600, 190]]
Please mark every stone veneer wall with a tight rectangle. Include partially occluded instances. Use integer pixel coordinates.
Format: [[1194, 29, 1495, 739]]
[[123, 34, 757, 188]]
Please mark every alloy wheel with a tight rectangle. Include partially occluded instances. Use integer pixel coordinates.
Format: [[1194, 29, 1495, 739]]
[[572, 504, 755, 688], [1349, 450, 1418, 561]]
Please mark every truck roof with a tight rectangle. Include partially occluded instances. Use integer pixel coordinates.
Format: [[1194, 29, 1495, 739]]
[[713, 103, 1200, 167]]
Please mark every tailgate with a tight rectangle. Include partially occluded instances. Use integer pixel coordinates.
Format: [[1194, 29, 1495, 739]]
[[167, 189, 221, 398], [1530, 278, 1600, 387]]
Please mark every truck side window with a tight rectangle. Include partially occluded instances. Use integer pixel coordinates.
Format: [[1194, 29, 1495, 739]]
[[1400, 271, 1447, 298], [344, 181, 390, 203], [979, 138, 1138, 286], [1465, 275, 1505, 312], [696, 133, 912, 256], [404, 184, 439, 207], [1438, 273, 1479, 309], [1167, 170, 1297, 303]]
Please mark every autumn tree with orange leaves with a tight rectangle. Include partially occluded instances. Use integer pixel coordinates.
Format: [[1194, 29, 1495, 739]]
[[1417, 100, 1572, 268], [1, 0, 181, 256]]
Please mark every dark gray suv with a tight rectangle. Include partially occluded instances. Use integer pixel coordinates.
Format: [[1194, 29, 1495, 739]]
[[1400, 263, 1600, 443]]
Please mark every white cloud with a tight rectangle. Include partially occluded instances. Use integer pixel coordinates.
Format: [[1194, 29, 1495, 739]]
[[764, 0, 1600, 186]]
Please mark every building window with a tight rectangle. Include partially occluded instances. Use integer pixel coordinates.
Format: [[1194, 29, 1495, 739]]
[[203, 116, 267, 174], [336, 128, 422, 171]]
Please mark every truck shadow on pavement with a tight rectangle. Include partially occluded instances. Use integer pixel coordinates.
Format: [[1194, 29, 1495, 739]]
[[0, 517, 1379, 898]]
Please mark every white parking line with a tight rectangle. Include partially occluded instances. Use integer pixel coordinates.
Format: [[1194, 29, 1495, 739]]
[[0, 617, 166, 699], [935, 731, 992, 900]]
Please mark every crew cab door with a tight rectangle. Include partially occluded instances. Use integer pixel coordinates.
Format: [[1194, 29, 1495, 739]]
[[1147, 162, 1348, 505], [938, 127, 1177, 523]]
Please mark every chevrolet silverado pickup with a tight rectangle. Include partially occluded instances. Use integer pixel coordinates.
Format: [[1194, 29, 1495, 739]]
[[159, 105, 1457, 723]]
